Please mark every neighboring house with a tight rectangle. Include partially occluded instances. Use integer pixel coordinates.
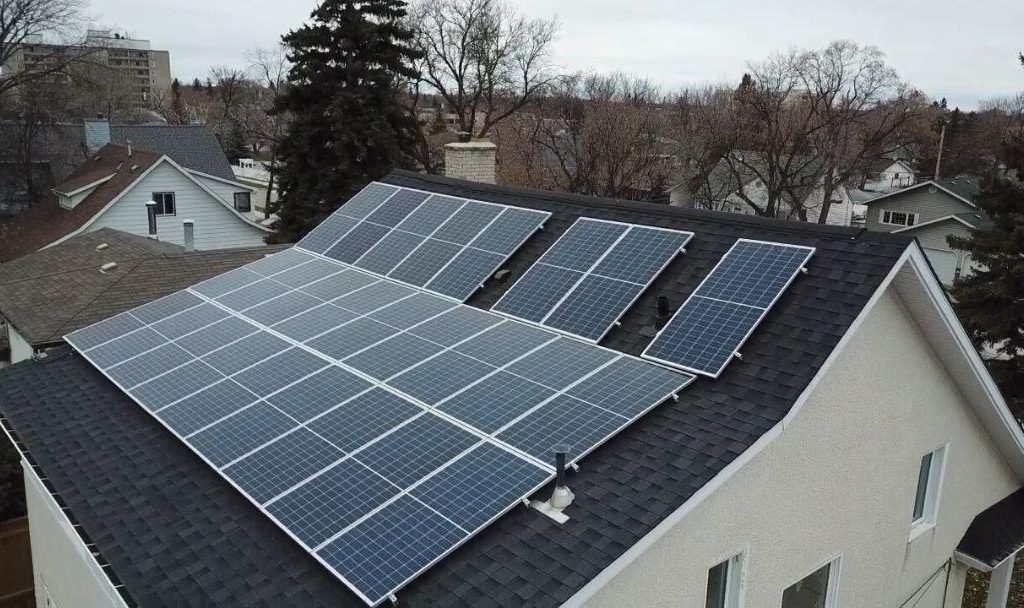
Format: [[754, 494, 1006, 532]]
[[232, 158, 279, 215], [864, 177, 984, 284], [0, 228, 287, 364], [671, 154, 855, 226], [1, 171, 1022, 608], [0, 143, 270, 262], [863, 159, 917, 193]]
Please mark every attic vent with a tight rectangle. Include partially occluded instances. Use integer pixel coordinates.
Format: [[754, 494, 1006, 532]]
[[928, 185, 937, 193], [95, 243, 109, 251], [99, 262, 118, 273]]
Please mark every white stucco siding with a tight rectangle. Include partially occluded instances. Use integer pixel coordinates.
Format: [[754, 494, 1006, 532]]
[[24, 465, 126, 608], [88, 162, 267, 250], [583, 289, 1019, 608]]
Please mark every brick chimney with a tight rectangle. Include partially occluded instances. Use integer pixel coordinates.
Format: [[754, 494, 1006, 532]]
[[444, 140, 497, 184]]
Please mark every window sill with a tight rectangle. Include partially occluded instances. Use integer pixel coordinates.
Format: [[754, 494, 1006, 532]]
[[909, 521, 935, 543]]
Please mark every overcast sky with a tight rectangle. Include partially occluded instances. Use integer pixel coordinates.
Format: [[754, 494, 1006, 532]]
[[90, 0, 1023, 110]]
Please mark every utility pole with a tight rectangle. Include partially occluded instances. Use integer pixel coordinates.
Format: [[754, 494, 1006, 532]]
[[934, 123, 946, 180]]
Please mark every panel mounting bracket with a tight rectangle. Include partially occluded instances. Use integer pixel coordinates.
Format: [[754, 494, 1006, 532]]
[[800, 267, 809, 274], [388, 593, 398, 605], [570, 462, 580, 472], [733, 352, 743, 360], [530, 499, 570, 524]]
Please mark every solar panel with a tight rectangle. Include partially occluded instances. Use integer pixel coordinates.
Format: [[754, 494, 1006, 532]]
[[295, 183, 550, 301], [493, 219, 693, 341], [67, 213, 697, 604], [643, 239, 814, 377]]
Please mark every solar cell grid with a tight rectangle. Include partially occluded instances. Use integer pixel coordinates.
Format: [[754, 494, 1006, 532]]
[[131, 290, 203, 324], [342, 333, 444, 380], [192, 267, 263, 298], [266, 459, 401, 548], [306, 389, 423, 453], [504, 338, 616, 391], [306, 318, 400, 360], [496, 394, 625, 462], [200, 330, 289, 375], [394, 195, 464, 236], [642, 239, 814, 376], [406, 306, 502, 346], [86, 327, 166, 367], [354, 414, 480, 488], [299, 270, 378, 301], [173, 315, 258, 356], [387, 239, 463, 287], [187, 401, 297, 466], [468, 208, 548, 255], [65, 312, 143, 350], [452, 321, 553, 367], [130, 359, 224, 410], [333, 183, 398, 220], [367, 293, 456, 330], [245, 249, 314, 277], [215, 279, 291, 312], [364, 189, 429, 227], [272, 304, 358, 342], [230, 347, 328, 396], [272, 258, 345, 288], [490, 263, 584, 322], [424, 247, 505, 300], [410, 443, 549, 530], [389, 350, 496, 405], [106, 342, 194, 389], [296, 214, 359, 254], [431, 203, 501, 244], [331, 281, 414, 315], [436, 371, 554, 433], [325, 222, 391, 264], [156, 378, 257, 435], [224, 428, 344, 503], [491, 219, 692, 342], [149, 303, 228, 340], [317, 495, 467, 605], [354, 230, 425, 275], [241, 290, 323, 326], [265, 366, 372, 423]]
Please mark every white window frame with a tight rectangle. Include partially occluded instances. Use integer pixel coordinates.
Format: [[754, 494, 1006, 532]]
[[780, 554, 842, 608], [909, 443, 948, 541], [879, 209, 918, 227], [705, 550, 746, 608]]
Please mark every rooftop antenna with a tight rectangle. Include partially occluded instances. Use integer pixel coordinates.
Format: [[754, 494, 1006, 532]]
[[530, 444, 574, 523]]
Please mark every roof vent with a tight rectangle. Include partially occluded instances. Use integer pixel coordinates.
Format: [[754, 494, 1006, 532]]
[[95, 243, 109, 251], [99, 262, 118, 273], [656, 295, 671, 328], [493, 268, 512, 283], [529, 445, 574, 523], [130, 164, 140, 172]]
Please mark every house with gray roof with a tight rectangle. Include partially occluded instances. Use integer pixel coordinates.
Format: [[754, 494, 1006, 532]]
[[1, 172, 1022, 608], [863, 177, 985, 284], [0, 227, 286, 364]]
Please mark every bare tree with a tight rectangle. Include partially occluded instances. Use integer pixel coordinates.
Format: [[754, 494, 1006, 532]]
[[500, 73, 670, 200], [409, 0, 559, 137], [243, 45, 291, 217], [0, 0, 88, 104], [794, 41, 914, 223]]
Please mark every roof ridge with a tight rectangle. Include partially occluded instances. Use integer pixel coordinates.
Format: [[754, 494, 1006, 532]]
[[385, 170, 910, 243]]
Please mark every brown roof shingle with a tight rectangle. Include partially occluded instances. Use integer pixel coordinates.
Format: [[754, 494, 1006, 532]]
[[0, 144, 160, 262], [0, 228, 285, 347]]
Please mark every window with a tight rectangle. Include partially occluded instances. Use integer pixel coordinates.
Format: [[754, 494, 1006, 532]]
[[706, 553, 744, 608], [233, 191, 252, 212], [910, 445, 947, 539], [781, 557, 840, 608], [152, 192, 175, 215], [880, 209, 917, 226]]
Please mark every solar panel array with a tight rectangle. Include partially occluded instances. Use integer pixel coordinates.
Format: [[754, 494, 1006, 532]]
[[296, 183, 550, 301], [492, 219, 693, 341], [66, 247, 694, 606], [642, 239, 815, 377]]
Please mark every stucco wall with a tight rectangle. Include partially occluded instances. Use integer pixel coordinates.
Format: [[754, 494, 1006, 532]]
[[24, 464, 125, 608], [583, 289, 1019, 608], [88, 162, 267, 250], [865, 187, 974, 232]]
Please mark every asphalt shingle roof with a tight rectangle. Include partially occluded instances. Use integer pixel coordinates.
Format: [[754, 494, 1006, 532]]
[[0, 228, 286, 346], [957, 487, 1024, 568], [0, 170, 915, 607], [111, 125, 236, 182]]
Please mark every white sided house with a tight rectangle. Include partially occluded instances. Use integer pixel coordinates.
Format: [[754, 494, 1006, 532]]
[[864, 159, 917, 193], [49, 144, 269, 250], [0, 172, 1022, 608]]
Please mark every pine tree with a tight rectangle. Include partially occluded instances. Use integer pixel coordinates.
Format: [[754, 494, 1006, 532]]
[[948, 116, 1024, 419], [269, 0, 420, 242]]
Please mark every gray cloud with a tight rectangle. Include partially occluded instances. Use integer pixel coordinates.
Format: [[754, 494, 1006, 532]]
[[92, 0, 1023, 109]]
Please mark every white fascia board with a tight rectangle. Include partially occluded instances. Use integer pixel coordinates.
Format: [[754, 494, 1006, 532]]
[[185, 168, 257, 193], [52, 173, 116, 197], [891, 215, 975, 233]]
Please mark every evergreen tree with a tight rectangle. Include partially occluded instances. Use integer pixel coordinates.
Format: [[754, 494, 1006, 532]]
[[949, 115, 1024, 420], [192, 77, 202, 90], [269, 0, 420, 242]]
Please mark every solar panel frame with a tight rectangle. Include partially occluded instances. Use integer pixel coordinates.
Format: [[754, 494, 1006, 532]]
[[492, 218, 693, 342], [65, 214, 700, 606], [295, 183, 550, 302], [642, 238, 815, 377]]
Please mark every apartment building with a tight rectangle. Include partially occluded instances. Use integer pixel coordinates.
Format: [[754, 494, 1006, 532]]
[[1, 30, 172, 104]]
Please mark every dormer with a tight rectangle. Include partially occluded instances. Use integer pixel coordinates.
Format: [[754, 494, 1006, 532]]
[[52, 173, 116, 210]]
